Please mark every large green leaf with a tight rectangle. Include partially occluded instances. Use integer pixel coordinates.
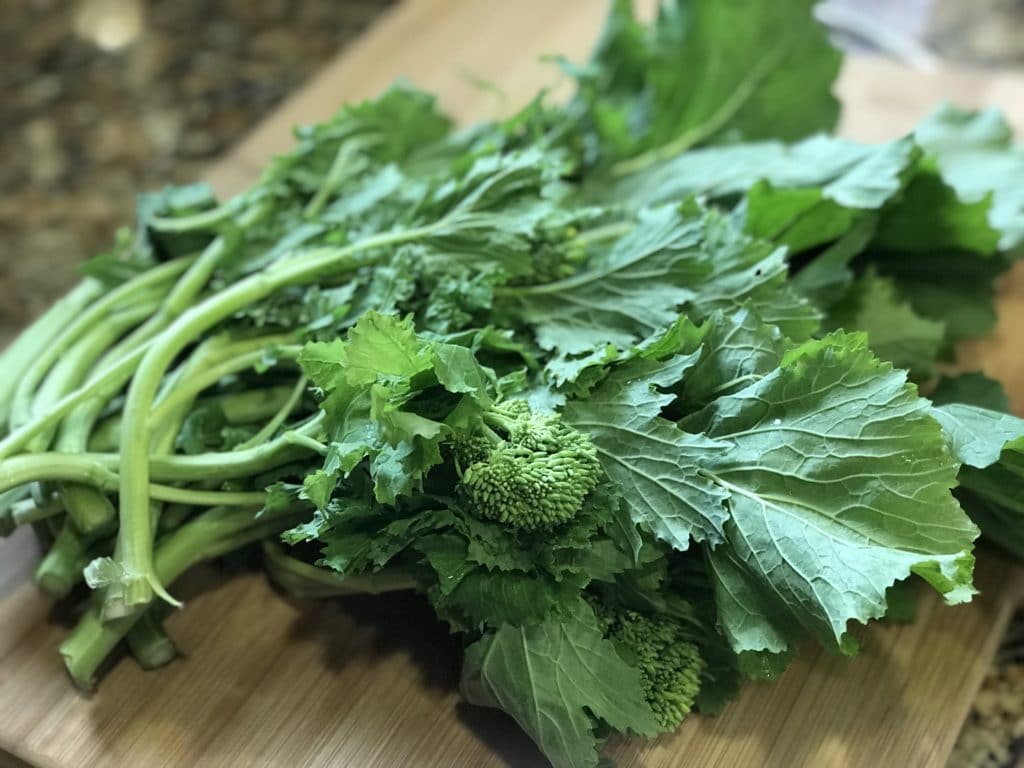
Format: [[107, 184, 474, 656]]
[[915, 104, 1024, 249], [572, 0, 841, 168], [685, 333, 978, 654], [507, 206, 817, 358], [503, 206, 708, 355], [564, 354, 731, 550], [824, 271, 945, 379], [460, 600, 659, 768]]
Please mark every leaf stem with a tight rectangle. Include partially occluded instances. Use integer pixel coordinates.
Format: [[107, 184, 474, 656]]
[[115, 223, 442, 609]]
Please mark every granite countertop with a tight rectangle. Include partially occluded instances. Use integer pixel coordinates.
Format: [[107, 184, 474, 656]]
[[1, 0, 394, 340]]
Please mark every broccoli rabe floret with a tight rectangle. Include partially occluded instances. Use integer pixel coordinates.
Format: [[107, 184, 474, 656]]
[[593, 601, 704, 732], [457, 400, 602, 531]]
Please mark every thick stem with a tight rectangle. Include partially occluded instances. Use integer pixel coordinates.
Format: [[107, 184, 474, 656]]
[[126, 608, 177, 670], [9, 259, 190, 431], [59, 484, 116, 536], [148, 339, 299, 434], [115, 224, 439, 608], [159, 201, 270, 319], [27, 301, 158, 453], [11, 496, 63, 526], [87, 386, 298, 453], [233, 376, 307, 451], [60, 503, 307, 688], [263, 540, 417, 599], [34, 519, 110, 599], [0, 415, 322, 497], [0, 281, 103, 433], [0, 343, 151, 460]]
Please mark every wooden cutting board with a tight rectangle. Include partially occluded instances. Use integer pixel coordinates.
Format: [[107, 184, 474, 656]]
[[4, 2, 1024, 766]]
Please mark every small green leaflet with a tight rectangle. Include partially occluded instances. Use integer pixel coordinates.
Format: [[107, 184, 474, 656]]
[[460, 599, 659, 768]]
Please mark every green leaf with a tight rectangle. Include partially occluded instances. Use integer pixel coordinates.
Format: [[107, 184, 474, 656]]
[[432, 569, 585, 630], [297, 339, 347, 390], [744, 182, 859, 254], [687, 333, 978, 654], [342, 312, 435, 386], [825, 271, 945, 378], [573, 0, 841, 166], [871, 250, 1003, 344], [876, 166, 1000, 255], [507, 205, 708, 355], [564, 353, 732, 550], [301, 470, 337, 512], [460, 599, 659, 768], [432, 343, 497, 400], [677, 308, 786, 412], [931, 404, 1024, 469], [684, 212, 820, 340], [611, 135, 916, 211], [789, 216, 877, 309], [931, 372, 1010, 413], [915, 104, 1024, 249]]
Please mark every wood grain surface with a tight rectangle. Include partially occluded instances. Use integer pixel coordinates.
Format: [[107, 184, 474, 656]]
[[4, 1, 1024, 766]]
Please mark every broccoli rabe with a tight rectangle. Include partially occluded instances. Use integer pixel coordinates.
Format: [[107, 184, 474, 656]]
[[592, 600, 704, 731], [456, 400, 602, 531]]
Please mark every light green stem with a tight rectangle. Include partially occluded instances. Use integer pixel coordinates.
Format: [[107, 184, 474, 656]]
[[28, 301, 158, 453], [0, 282, 104, 432], [60, 503, 307, 688], [233, 376, 307, 451], [148, 340, 299, 433], [126, 608, 177, 670], [9, 259, 190, 431], [115, 223, 440, 609]]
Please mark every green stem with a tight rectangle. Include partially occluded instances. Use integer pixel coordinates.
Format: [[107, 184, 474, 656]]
[[147, 486, 267, 507], [11, 496, 64, 526], [0, 281, 103, 433], [9, 259, 190, 431], [493, 218, 638, 297], [126, 607, 177, 670], [0, 415, 322, 497], [27, 301, 158, 453], [263, 540, 417, 599], [60, 503, 307, 688], [59, 483, 116, 536], [610, 44, 787, 177], [304, 140, 367, 219], [233, 376, 307, 451], [87, 386, 298, 453], [282, 431, 328, 456], [35, 524, 87, 598], [0, 342, 152, 461], [159, 201, 270, 319], [147, 198, 245, 233], [34, 519, 110, 599], [148, 341, 299, 433], [116, 223, 440, 608]]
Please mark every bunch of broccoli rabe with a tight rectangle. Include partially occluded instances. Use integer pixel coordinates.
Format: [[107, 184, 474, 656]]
[[5, 1, 1024, 766]]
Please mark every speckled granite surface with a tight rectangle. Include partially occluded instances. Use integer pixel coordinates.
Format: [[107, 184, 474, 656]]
[[1, 0, 395, 337]]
